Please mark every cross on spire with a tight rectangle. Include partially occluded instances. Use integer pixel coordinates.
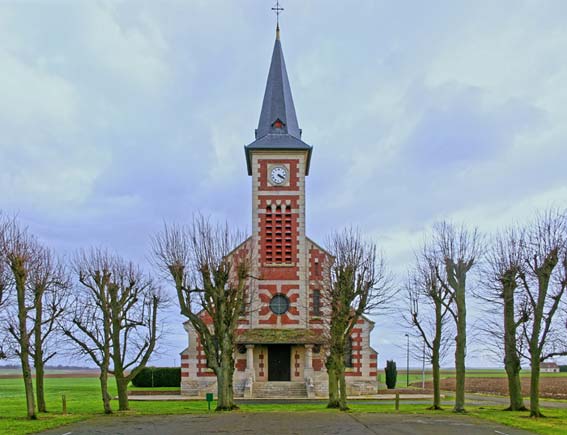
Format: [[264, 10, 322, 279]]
[[272, 1, 284, 30]]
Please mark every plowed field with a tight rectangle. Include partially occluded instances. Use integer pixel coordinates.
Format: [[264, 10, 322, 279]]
[[424, 377, 567, 400]]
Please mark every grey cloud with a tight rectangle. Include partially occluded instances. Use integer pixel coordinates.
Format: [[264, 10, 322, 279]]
[[2, 0, 567, 368]]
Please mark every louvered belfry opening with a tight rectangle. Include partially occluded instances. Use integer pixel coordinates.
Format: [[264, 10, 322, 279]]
[[264, 204, 293, 265]]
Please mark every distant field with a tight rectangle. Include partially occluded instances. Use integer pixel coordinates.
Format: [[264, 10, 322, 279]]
[[379, 369, 567, 396], [0, 368, 99, 379], [387, 368, 567, 400], [437, 369, 567, 378]]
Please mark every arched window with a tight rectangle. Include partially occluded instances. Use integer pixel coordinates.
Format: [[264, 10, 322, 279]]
[[343, 336, 353, 368], [312, 289, 321, 316]]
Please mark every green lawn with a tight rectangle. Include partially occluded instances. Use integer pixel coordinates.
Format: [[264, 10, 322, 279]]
[[1, 376, 567, 435]]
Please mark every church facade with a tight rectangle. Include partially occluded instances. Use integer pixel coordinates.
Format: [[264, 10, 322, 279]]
[[180, 28, 378, 398]]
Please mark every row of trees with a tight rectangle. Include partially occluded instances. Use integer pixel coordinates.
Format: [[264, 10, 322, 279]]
[[4, 208, 565, 418], [406, 209, 567, 417], [1, 212, 389, 416], [0, 214, 167, 419]]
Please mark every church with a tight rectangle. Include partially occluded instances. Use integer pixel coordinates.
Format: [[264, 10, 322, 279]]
[[180, 25, 378, 398]]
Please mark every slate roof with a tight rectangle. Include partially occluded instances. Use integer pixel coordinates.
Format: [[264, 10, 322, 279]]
[[236, 328, 325, 344], [245, 29, 313, 175]]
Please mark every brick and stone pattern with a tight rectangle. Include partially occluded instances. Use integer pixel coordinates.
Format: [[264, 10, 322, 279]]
[[180, 149, 378, 397]]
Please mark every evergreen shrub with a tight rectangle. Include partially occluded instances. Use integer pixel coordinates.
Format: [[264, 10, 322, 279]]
[[385, 360, 397, 389], [131, 367, 181, 388]]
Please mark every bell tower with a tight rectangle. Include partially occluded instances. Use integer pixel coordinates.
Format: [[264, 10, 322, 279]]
[[245, 26, 313, 328], [180, 17, 378, 396]]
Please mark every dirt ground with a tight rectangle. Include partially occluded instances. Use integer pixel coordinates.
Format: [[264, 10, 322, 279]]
[[424, 377, 567, 400]]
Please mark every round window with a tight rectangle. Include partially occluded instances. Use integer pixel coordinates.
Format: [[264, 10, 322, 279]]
[[269, 294, 290, 315]]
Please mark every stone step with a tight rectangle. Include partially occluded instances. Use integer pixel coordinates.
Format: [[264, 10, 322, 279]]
[[252, 381, 307, 398]]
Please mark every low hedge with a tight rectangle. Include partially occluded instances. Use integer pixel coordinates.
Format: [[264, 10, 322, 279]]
[[131, 367, 181, 388], [560, 365, 567, 373]]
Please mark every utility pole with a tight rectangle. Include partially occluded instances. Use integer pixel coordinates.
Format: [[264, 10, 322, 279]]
[[405, 333, 409, 387]]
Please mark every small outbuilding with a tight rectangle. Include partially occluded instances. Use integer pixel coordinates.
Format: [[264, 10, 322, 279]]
[[540, 362, 560, 373]]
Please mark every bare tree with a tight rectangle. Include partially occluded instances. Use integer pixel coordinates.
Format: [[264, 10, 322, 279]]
[[63, 249, 165, 413], [405, 242, 453, 410], [0, 215, 38, 419], [62, 249, 113, 413], [323, 228, 392, 411], [107, 260, 164, 411], [0, 230, 10, 360], [26, 246, 69, 413], [480, 228, 528, 411], [433, 222, 482, 413], [517, 209, 567, 417], [152, 216, 250, 411]]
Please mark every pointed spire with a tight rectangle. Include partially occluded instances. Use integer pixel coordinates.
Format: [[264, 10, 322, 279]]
[[245, 27, 313, 176], [255, 29, 301, 140]]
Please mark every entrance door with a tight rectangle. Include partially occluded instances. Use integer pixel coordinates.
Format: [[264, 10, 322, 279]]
[[268, 345, 291, 381]]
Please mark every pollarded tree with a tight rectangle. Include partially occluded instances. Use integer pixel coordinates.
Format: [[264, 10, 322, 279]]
[[0, 218, 70, 415], [517, 209, 567, 418], [62, 251, 113, 414], [323, 228, 392, 411], [433, 222, 482, 413], [152, 215, 250, 411], [26, 246, 69, 413], [0, 215, 38, 419], [479, 228, 528, 411], [406, 242, 453, 410], [63, 249, 165, 413]]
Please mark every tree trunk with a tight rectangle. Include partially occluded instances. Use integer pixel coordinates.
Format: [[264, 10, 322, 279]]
[[99, 370, 112, 414], [326, 359, 340, 409], [502, 281, 526, 411], [505, 359, 525, 412], [15, 264, 36, 420], [528, 274, 549, 418], [454, 283, 466, 413], [35, 358, 46, 413], [529, 352, 542, 417], [34, 295, 47, 413], [216, 348, 237, 411], [19, 347, 36, 420], [112, 348, 129, 411], [115, 377, 129, 411], [338, 366, 349, 411], [429, 300, 443, 410], [431, 346, 442, 410]]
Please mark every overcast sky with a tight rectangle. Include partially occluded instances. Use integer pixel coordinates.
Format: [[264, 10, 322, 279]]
[[1, 0, 566, 369]]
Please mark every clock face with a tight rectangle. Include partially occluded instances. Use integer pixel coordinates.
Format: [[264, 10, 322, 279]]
[[270, 166, 288, 185]]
